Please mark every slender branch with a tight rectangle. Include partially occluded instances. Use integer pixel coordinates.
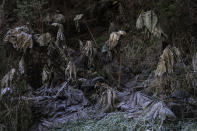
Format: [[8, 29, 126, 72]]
[[118, 45, 122, 89]]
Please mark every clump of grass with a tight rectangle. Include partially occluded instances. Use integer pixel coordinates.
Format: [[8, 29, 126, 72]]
[[52, 112, 167, 131], [52, 112, 197, 131], [182, 122, 197, 131]]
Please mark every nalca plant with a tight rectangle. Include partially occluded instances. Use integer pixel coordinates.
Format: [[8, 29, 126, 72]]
[[192, 53, 197, 72], [1, 68, 16, 88], [96, 82, 117, 113], [155, 45, 181, 77], [52, 23, 65, 43], [81, 40, 97, 66], [65, 61, 77, 81], [4, 25, 33, 52], [35, 32, 52, 47], [74, 14, 84, 32], [18, 56, 25, 75], [108, 30, 126, 50], [52, 23, 68, 62], [102, 30, 126, 54], [42, 64, 50, 85], [136, 10, 167, 39]]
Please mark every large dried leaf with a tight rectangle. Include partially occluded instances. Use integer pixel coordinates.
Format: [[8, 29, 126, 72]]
[[30, 82, 89, 130], [65, 61, 77, 81], [144, 101, 176, 121], [155, 46, 181, 77], [81, 41, 94, 57], [136, 10, 166, 38], [1, 68, 16, 88], [81, 40, 97, 65], [36, 33, 51, 46], [52, 23, 65, 42], [74, 14, 84, 32], [96, 83, 117, 113], [19, 56, 25, 74], [109, 30, 126, 50], [127, 92, 176, 121], [74, 14, 83, 21], [4, 25, 33, 52], [192, 53, 197, 72], [52, 23, 67, 62], [136, 13, 143, 29], [104, 30, 126, 51], [42, 65, 50, 84]]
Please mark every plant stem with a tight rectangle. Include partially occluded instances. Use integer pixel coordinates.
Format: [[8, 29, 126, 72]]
[[118, 46, 122, 89]]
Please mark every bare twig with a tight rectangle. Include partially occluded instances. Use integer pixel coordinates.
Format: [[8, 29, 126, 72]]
[[118, 45, 123, 89]]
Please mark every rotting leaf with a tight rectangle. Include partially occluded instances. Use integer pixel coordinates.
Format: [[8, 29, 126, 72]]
[[52, 23, 65, 42], [4, 25, 33, 52], [81, 40, 97, 65], [126, 92, 176, 122], [1, 68, 16, 88], [96, 83, 117, 113], [19, 56, 25, 75], [74, 14, 83, 32], [36, 33, 51, 46], [144, 101, 176, 121], [155, 46, 181, 77], [108, 30, 126, 50], [102, 30, 126, 52], [42, 65, 50, 85], [136, 10, 167, 38], [65, 61, 77, 81], [52, 23, 67, 62]]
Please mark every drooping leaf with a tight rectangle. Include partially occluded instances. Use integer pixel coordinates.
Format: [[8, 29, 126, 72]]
[[155, 46, 181, 77], [4, 25, 33, 52], [1, 68, 16, 88], [19, 56, 25, 74], [74, 14, 84, 21], [74, 14, 84, 32], [136, 10, 167, 38], [96, 83, 117, 113], [52, 23, 65, 42], [81, 40, 97, 65], [104, 30, 126, 51], [193, 53, 197, 72], [65, 61, 77, 81], [127, 92, 176, 121], [36, 33, 51, 46], [42, 65, 50, 84]]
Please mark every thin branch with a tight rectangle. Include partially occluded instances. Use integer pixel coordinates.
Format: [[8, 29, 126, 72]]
[[118, 45, 123, 89]]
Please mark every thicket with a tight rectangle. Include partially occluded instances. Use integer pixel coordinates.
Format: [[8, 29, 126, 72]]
[[0, 0, 196, 130]]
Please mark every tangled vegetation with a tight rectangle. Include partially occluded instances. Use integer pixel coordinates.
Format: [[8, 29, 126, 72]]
[[0, 0, 196, 131]]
